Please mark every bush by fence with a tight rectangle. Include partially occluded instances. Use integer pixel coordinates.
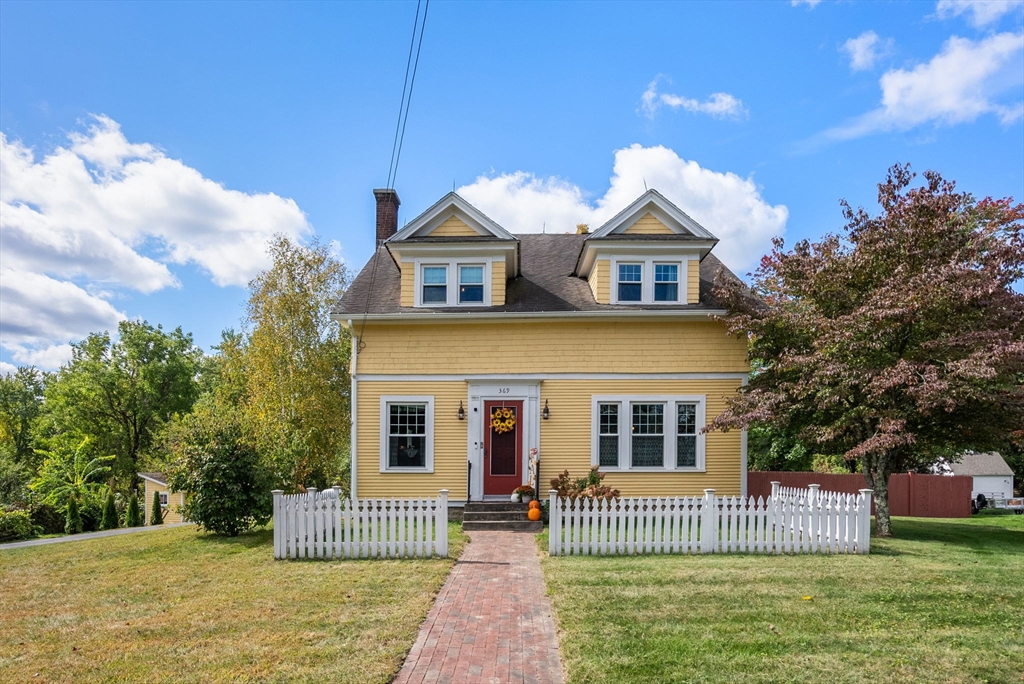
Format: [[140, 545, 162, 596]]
[[272, 488, 449, 560], [548, 485, 872, 557]]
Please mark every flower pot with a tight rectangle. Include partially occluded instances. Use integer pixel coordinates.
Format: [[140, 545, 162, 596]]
[[510, 493, 521, 502], [521, 495, 534, 504]]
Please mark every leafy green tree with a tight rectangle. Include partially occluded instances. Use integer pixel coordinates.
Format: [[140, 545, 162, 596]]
[[243, 236, 351, 490], [30, 436, 114, 513], [150, 490, 163, 525], [100, 489, 118, 530], [709, 165, 1024, 537], [0, 447, 32, 505], [168, 401, 273, 536], [125, 493, 142, 527], [0, 366, 45, 468], [65, 495, 83, 535], [42, 320, 203, 483]]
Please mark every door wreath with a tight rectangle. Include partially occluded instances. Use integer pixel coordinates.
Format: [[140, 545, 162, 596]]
[[490, 407, 516, 434]]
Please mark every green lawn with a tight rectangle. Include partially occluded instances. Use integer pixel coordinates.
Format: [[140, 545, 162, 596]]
[[0, 523, 467, 683], [540, 511, 1024, 684]]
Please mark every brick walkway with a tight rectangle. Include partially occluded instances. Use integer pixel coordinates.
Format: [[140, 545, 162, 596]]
[[393, 531, 563, 684]]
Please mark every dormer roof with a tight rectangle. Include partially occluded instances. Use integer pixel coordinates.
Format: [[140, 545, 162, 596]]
[[587, 189, 718, 240], [387, 192, 518, 242]]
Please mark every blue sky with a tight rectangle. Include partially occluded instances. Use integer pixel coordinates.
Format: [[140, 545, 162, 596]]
[[1, 0, 1022, 372]]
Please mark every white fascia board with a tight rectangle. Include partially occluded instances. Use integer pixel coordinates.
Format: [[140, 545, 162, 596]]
[[589, 189, 718, 240], [388, 192, 517, 242], [388, 242, 518, 258], [137, 473, 168, 487], [331, 309, 727, 324], [576, 241, 715, 278]]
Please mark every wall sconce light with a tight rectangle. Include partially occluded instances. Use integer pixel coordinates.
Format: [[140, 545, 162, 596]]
[[542, 399, 550, 420], [458, 401, 466, 421]]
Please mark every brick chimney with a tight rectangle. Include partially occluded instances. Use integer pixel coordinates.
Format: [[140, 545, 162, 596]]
[[373, 189, 401, 243]]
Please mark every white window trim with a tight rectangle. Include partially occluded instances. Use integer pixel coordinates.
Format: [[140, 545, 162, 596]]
[[414, 259, 492, 307], [380, 395, 435, 473], [158, 491, 169, 507], [590, 395, 706, 472], [609, 257, 694, 305]]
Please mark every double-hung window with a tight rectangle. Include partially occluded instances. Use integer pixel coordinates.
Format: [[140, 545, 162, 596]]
[[654, 264, 679, 302], [422, 266, 447, 304], [459, 265, 484, 303], [592, 396, 705, 470], [381, 396, 434, 472], [617, 263, 642, 302], [158, 492, 169, 506]]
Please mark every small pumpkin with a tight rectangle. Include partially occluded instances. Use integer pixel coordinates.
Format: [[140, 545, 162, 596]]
[[527, 507, 542, 522], [528, 500, 541, 510]]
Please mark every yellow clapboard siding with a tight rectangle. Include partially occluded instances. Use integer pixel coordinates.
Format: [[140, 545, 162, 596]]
[[431, 216, 479, 237], [588, 260, 609, 304], [491, 260, 506, 306], [400, 261, 414, 307], [144, 479, 185, 524], [623, 212, 674, 235], [357, 320, 748, 375], [537, 379, 743, 497], [357, 381, 469, 500], [688, 259, 700, 304]]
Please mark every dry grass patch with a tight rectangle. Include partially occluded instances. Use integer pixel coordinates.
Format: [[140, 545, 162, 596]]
[[540, 512, 1024, 684], [1, 524, 467, 683]]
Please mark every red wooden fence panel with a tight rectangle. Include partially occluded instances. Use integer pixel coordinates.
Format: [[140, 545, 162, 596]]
[[747, 471, 972, 518]]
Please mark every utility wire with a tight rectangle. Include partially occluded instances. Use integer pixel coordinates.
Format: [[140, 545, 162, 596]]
[[359, 0, 431, 352]]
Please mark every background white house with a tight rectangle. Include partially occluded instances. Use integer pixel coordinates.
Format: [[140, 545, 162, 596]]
[[939, 453, 1015, 502]]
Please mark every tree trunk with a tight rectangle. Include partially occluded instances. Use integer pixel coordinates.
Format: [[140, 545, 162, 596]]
[[864, 465, 893, 537]]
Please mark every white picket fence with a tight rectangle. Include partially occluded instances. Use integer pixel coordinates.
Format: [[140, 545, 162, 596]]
[[548, 483, 873, 557], [272, 488, 449, 560]]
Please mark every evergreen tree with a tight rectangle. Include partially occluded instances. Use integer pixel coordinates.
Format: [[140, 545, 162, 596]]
[[125, 493, 141, 527], [65, 496, 83, 535], [150, 490, 164, 525], [100, 489, 118, 530]]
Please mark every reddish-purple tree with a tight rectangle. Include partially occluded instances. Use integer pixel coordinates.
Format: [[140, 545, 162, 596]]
[[709, 165, 1024, 536]]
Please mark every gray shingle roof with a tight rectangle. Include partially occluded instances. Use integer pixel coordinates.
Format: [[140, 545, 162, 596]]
[[138, 472, 167, 485], [334, 233, 742, 316], [948, 452, 1014, 477]]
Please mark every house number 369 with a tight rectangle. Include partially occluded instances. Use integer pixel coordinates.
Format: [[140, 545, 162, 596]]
[[498, 387, 511, 394]]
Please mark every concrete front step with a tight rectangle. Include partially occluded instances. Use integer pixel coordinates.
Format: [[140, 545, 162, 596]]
[[462, 520, 544, 532], [464, 502, 535, 513], [463, 510, 532, 522]]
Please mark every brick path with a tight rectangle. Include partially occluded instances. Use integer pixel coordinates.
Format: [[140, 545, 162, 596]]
[[393, 531, 564, 684]]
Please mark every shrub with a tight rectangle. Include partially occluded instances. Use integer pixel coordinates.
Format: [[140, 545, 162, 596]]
[[65, 496, 83, 535], [150, 491, 164, 525], [550, 466, 620, 501], [168, 405, 273, 536], [125, 493, 142, 527], [100, 490, 118, 530], [0, 509, 35, 542], [30, 503, 65, 535], [80, 499, 102, 532], [0, 449, 31, 506]]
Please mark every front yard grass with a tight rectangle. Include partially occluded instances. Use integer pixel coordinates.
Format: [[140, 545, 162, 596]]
[[1, 523, 467, 683], [540, 511, 1024, 684]]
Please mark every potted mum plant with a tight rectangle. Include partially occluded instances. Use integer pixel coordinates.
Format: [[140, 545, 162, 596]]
[[513, 484, 535, 504]]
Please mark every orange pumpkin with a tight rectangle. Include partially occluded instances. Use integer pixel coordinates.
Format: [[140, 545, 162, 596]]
[[527, 507, 542, 522], [528, 500, 541, 510]]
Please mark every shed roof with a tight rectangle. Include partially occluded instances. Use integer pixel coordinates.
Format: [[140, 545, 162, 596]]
[[948, 452, 1014, 477], [138, 472, 168, 486]]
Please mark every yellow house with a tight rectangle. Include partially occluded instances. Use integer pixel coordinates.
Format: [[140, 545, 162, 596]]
[[138, 472, 186, 524], [333, 188, 750, 507]]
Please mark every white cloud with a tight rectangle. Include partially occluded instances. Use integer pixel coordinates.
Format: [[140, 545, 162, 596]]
[[792, 0, 823, 7], [0, 116, 313, 369], [841, 31, 894, 72], [825, 32, 1024, 139], [936, 0, 1022, 27], [457, 144, 788, 275], [641, 78, 748, 120], [0, 362, 17, 377]]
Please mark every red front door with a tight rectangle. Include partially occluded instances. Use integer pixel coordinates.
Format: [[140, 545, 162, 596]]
[[483, 400, 522, 496]]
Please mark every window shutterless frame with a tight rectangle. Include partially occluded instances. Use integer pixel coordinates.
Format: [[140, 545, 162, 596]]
[[617, 263, 643, 302], [590, 395, 706, 471], [607, 257, 692, 304], [415, 260, 492, 307], [380, 396, 435, 472]]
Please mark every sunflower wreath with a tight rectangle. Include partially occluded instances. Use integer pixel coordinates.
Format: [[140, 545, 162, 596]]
[[490, 407, 516, 434]]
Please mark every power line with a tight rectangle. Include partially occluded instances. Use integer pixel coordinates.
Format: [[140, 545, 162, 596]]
[[386, 0, 430, 191], [389, 0, 429, 191]]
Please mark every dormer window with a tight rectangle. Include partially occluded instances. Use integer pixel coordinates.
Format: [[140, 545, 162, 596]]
[[422, 266, 447, 303], [654, 264, 678, 302], [459, 265, 484, 303], [618, 264, 642, 302]]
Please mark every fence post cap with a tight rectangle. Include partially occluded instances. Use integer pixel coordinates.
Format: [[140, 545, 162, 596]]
[[808, 483, 820, 489], [271, 490, 284, 495], [770, 481, 781, 486], [438, 489, 450, 494], [548, 489, 557, 495], [858, 488, 874, 494], [703, 488, 716, 495]]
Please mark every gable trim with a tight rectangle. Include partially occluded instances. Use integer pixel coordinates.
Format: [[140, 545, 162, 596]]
[[589, 189, 718, 240], [388, 192, 518, 242]]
